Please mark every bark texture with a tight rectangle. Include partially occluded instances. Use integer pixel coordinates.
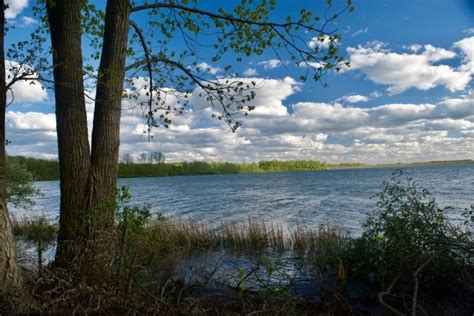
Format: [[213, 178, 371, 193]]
[[0, 0, 22, 306], [46, 0, 131, 281], [46, 0, 91, 270], [86, 0, 131, 276]]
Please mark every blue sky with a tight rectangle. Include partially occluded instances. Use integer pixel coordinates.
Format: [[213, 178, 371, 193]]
[[4, 0, 474, 163]]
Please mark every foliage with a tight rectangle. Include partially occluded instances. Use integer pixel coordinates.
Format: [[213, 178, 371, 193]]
[[11, 155, 332, 180], [116, 185, 152, 239], [29, 0, 354, 136], [12, 216, 57, 272], [344, 171, 474, 314], [12, 216, 57, 245], [6, 156, 41, 209], [7, 156, 58, 181], [355, 172, 459, 279]]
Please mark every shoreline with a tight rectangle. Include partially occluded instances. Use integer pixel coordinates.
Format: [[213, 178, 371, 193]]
[[9, 155, 474, 182]]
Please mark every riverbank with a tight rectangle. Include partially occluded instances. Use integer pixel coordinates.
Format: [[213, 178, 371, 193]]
[[8, 155, 474, 181]]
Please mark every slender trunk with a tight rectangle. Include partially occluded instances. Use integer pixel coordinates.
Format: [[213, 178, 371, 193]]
[[37, 240, 43, 275], [86, 0, 131, 276], [0, 0, 22, 306], [46, 0, 91, 270]]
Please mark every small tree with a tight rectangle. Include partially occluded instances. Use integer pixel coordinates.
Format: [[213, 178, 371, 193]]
[[150, 151, 165, 164], [121, 153, 134, 165], [6, 157, 41, 209], [138, 152, 148, 164]]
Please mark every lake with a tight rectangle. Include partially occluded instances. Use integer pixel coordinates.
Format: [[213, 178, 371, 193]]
[[13, 163, 474, 235]]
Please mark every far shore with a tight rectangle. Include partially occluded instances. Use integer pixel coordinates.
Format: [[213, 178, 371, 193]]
[[7, 156, 474, 181]]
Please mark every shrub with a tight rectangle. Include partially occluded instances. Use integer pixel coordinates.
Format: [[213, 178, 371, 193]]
[[12, 216, 57, 272], [6, 156, 41, 209], [346, 171, 474, 314]]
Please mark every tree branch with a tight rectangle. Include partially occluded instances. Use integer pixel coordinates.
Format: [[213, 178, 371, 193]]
[[129, 20, 155, 140], [377, 273, 404, 316], [131, 3, 327, 33]]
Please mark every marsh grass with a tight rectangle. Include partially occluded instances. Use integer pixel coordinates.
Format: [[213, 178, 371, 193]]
[[12, 216, 57, 272], [139, 216, 346, 256]]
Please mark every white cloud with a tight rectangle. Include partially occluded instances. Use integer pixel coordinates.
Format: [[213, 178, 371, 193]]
[[463, 28, 474, 34], [308, 34, 338, 49], [454, 37, 474, 74], [370, 91, 382, 98], [6, 61, 48, 104], [7, 111, 56, 130], [20, 16, 37, 26], [5, 73, 474, 164], [345, 38, 474, 94], [337, 94, 369, 104], [196, 62, 221, 75], [243, 68, 258, 76], [258, 59, 282, 69], [351, 27, 368, 37], [421, 45, 456, 62], [5, 0, 28, 19]]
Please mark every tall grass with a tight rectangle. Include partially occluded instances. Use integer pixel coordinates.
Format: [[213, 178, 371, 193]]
[[139, 216, 347, 256]]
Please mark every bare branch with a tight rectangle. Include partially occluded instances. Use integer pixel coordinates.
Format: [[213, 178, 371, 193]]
[[377, 273, 404, 316]]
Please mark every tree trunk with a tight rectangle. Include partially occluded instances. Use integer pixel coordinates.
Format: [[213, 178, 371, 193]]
[[0, 0, 22, 306], [46, 0, 91, 270], [46, 0, 131, 281], [87, 0, 131, 276]]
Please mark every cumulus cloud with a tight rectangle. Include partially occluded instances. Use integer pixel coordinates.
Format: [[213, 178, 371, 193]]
[[258, 59, 283, 69], [6, 70, 474, 164], [5, 0, 28, 19], [308, 34, 338, 49], [454, 37, 474, 74], [6, 61, 48, 104], [8, 111, 56, 130], [337, 94, 370, 104], [345, 37, 474, 94], [195, 62, 221, 75], [20, 16, 37, 26], [243, 68, 258, 76]]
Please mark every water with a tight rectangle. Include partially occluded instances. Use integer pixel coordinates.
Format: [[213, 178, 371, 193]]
[[13, 163, 474, 235]]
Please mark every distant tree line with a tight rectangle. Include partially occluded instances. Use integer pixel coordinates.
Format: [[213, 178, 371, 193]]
[[7, 156, 333, 181]]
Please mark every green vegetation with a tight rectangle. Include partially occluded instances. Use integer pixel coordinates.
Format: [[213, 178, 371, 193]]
[[6, 156, 42, 208], [7, 156, 59, 181], [12, 217, 57, 272], [8, 156, 329, 180], [9, 156, 474, 183], [11, 175, 473, 314], [120, 159, 328, 177]]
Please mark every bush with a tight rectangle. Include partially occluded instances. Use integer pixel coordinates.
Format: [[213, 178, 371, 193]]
[[346, 171, 473, 314], [6, 156, 41, 209]]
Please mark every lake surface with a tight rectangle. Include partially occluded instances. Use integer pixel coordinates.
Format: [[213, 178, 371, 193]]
[[12, 163, 474, 235]]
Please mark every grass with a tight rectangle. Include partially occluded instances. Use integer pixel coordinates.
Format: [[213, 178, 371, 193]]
[[12, 216, 57, 273], [137, 216, 348, 256]]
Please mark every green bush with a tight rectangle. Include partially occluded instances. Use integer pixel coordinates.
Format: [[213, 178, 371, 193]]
[[345, 171, 473, 314], [6, 156, 41, 209]]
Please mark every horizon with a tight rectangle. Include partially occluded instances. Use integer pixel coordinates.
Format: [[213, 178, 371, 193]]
[[9, 154, 474, 166]]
